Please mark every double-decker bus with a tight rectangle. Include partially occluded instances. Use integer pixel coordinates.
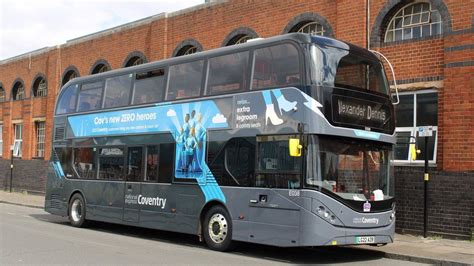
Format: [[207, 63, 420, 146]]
[[45, 33, 396, 251]]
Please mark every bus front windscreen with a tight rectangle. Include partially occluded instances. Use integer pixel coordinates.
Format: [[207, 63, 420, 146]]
[[306, 135, 394, 208], [311, 45, 390, 95]]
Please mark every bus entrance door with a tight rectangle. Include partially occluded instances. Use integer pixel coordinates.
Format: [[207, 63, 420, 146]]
[[123, 146, 144, 223], [123, 182, 141, 223]]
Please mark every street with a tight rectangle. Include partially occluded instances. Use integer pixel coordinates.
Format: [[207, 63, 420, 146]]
[[0, 204, 425, 265]]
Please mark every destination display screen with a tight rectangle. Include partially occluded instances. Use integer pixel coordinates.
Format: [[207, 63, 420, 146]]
[[332, 95, 392, 133]]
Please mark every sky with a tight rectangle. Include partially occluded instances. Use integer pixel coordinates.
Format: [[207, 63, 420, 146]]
[[0, 0, 204, 60]]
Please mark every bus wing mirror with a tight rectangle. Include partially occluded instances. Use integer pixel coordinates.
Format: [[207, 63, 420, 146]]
[[289, 138, 302, 157]]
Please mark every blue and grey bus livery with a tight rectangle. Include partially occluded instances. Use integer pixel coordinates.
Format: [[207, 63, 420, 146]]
[[45, 33, 396, 251]]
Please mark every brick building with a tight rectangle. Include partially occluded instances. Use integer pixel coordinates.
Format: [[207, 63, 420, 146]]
[[0, 0, 472, 238]]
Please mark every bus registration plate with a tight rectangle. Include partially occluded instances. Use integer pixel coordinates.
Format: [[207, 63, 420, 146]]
[[356, 236, 375, 244]]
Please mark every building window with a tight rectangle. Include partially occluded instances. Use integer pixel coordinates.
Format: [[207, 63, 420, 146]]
[[33, 76, 48, 97], [226, 35, 253, 46], [394, 90, 438, 164], [35, 121, 46, 158], [385, 2, 442, 42], [179, 46, 198, 56], [62, 69, 79, 86], [91, 61, 111, 75], [125, 56, 145, 67], [296, 21, 325, 36], [12, 82, 25, 101], [13, 124, 23, 157], [0, 125, 3, 156], [0, 85, 5, 102]]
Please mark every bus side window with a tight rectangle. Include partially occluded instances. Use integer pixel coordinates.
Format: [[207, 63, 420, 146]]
[[167, 60, 203, 100], [127, 147, 143, 182], [207, 51, 249, 95], [73, 147, 97, 179], [55, 147, 74, 178], [56, 85, 78, 115], [208, 138, 255, 187], [145, 146, 159, 182], [145, 143, 173, 183], [252, 43, 301, 90], [77, 81, 103, 112], [98, 147, 125, 180], [133, 69, 165, 105], [104, 75, 132, 108]]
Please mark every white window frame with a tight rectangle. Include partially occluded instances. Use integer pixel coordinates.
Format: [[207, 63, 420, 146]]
[[13, 124, 23, 157], [384, 2, 442, 42], [394, 89, 438, 165], [297, 21, 325, 36], [35, 121, 46, 157]]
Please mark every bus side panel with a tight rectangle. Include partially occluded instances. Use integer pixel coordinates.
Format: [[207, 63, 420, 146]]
[[63, 180, 125, 224], [44, 163, 68, 217], [222, 187, 301, 246], [138, 183, 204, 235]]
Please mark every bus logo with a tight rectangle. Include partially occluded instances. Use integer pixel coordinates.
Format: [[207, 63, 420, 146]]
[[363, 201, 371, 212]]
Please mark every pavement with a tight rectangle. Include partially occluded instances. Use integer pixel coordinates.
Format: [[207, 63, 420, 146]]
[[1, 190, 473, 265]]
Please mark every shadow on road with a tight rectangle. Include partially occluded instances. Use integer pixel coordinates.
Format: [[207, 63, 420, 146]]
[[30, 213, 386, 264]]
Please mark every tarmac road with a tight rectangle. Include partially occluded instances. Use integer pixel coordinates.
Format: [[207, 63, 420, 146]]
[[0, 203, 426, 265]]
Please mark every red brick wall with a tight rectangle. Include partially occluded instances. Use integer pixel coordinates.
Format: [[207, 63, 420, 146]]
[[0, 0, 473, 171]]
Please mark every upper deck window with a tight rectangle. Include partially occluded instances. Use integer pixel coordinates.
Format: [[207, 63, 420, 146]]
[[56, 84, 78, 115], [77, 81, 103, 112], [311, 45, 389, 95], [207, 51, 249, 95], [166, 60, 203, 100], [104, 74, 133, 108], [252, 43, 301, 90], [133, 69, 165, 105]]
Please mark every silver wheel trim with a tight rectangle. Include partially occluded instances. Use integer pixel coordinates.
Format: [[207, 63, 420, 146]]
[[208, 213, 228, 244], [71, 199, 82, 222]]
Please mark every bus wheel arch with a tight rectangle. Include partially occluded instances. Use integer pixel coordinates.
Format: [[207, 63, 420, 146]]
[[199, 201, 235, 251], [68, 191, 88, 227]]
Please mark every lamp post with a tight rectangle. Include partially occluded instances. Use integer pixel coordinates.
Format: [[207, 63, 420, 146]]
[[10, 145, 14, 193]]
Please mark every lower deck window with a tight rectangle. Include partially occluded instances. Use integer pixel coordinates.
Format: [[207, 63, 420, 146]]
[[98, 148, 125, 180], [73, 147, 96, 179]]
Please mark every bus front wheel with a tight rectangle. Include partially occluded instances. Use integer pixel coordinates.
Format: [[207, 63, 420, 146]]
[[203, 205, 234, 251], [68, 193, 87, 227]]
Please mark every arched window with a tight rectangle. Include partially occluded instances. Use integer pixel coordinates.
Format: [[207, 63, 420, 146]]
[[62, 66, 79, 86], [123, 51, 148, 68], [296, 21, 325, 35], [91, 64, 110, 74], [12, 81, 25, 101], [385, 2, 442, 42], [284, 12, 334, 37], [223, 27, 259, 46], [90, 60, 111, 75], [32, 75, 47, 97], [125, 57, 145, 67], [178, 46, 197, 56], [0, 84, 5, 102], [173, 39, 203, 57]]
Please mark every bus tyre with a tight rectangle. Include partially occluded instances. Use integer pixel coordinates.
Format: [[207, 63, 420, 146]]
[[68, 193, 87, 227], [203, 206, 234, 251]]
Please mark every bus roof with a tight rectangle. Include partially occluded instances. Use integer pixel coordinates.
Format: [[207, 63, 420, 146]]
[[60, 33, 376, 91]]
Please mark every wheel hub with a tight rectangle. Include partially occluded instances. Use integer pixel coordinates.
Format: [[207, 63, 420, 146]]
[[208, 213, 228, 244], [71, 199, 82, 222]]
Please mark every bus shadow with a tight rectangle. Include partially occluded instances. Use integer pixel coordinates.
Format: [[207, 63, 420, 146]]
[[32, 213, 385, 264]]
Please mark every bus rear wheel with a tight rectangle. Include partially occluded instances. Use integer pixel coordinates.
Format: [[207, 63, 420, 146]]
[[203, 206, 234, 251], [68, 193, 87, 227]]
